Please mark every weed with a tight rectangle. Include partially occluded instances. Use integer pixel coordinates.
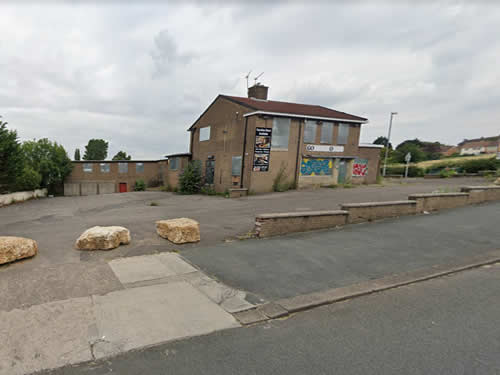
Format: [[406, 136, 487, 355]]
[[149, 201, 159, 206]]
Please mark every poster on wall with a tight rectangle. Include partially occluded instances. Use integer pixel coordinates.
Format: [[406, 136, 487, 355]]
[[253, 127, 272, 171], [352, 158, 368, 177]]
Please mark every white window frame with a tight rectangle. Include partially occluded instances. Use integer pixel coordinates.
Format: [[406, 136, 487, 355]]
[[271, 117, 290, 150], [199, 126, 211, 142]]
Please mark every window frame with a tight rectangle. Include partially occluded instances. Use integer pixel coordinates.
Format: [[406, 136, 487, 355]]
[[99, 163, 110, 173], [231, 155, 242, 176], [118, 162, 128, 174], [199, 126, 211, 142], [304, 120, 317, 144], [135, 162, 144, 174], [271, 117, 290, 150], [83, 163, 93, 173], [170, 157, 179, 171], [337, 123, 350, 145], [320, 122, 333, 144]]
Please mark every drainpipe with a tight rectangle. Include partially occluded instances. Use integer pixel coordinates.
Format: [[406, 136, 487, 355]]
[[240, 116, 249, 188], [294, 119, 303, 187]]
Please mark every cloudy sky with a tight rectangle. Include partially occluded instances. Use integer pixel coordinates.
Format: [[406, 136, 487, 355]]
[[1, 1, 499, 159]]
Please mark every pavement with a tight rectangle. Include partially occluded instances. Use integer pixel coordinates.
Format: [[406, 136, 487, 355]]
[[0, 253, 248, 375], [43, 264, 500, 375], [183, 201, 500, 300]]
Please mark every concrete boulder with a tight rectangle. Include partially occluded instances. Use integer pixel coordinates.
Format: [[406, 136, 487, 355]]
[[0, 236, 38, 265], [156, 218, 200, 244], [76, 226, 131, 251]]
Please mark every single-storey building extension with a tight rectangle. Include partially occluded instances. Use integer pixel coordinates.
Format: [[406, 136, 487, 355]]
[[188, 84, 382, 194]]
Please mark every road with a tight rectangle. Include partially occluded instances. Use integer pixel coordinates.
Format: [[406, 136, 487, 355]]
[[184, 201, 500, 300], [44, 264, 500, 375]]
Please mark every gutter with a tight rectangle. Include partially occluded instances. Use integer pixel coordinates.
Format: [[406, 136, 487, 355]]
[[243, 111, 368, 124], [240, 116, 249, 188]]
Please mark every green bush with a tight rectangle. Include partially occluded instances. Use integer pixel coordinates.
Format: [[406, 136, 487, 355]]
[[439, 168, 457, 178], [272, 163, 295, 192], [462, 158, 499, 173], [179, 161, 203, 194], [200, 186, 217, 195], [134, 179, 146, 191], [383, 166, 424, 177], [16, 167, 42, 191]]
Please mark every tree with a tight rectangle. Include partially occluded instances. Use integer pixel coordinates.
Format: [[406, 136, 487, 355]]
[[392, 143, 426, 163], [22, 138, 73, 191], [0, 117, 24, 192], [83, 139, 108, 160], [178, 160, 202, 194], [74, 148, 81, 161], [112, 151, 132, 161], [373, 136, 392, 149]]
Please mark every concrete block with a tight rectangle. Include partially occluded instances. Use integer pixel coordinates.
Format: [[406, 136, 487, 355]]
[[258, 302, 289, 319], [233, 308, 268, 325], [80, 182, 97, 196], [91, 282, 239, 359], [64, 183, 80, 196], [98, 182, 115, 194]]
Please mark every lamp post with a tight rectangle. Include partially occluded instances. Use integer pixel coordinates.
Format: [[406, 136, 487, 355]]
[[382, 111, 398, 177]]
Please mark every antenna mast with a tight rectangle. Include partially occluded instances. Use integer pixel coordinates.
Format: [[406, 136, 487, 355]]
[[254, 72, 264, 85], [245, 70, 252, 89]]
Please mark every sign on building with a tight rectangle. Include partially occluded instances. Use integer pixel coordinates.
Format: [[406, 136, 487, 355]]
[[305, 144, 345, 153], [253, 127, 272, 172], [352, 158, 368, 177]]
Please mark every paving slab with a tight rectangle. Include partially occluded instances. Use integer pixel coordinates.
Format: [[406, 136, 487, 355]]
[[0, 297, 94, 375], [108, 253, 197, 285], [91, 282, 240, 359]]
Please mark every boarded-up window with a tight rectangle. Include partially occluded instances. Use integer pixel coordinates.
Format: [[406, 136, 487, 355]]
[[200, 126, 210, 142], [118, 163, 128, 173], [320, 122, 333, 144], [271, 118, 290, 150], [83, 163, 93, 173], [304, 120, 317, 143], [100, 163, 110, 173], [136, 163, 144, 174], [232, 156, 242, 176], [337, 123, 350, 145]]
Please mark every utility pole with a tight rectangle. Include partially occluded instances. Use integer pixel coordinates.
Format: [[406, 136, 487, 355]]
[[382, 112, 398, 177]]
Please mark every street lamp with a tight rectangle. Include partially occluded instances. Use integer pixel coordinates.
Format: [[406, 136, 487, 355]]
[[382, 112, 398, 177]]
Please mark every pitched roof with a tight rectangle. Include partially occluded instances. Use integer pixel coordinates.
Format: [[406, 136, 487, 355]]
[[222, 95, 367, 123], [458, 135, 500, 147]]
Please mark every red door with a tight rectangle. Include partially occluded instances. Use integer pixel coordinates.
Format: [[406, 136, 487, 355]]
[[119, 183, 127, 193]]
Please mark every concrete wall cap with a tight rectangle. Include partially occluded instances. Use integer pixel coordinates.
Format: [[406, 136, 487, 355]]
[[408, 193, 469, 198], [341, 200, 416, 208], [461, 186, 500, 191], [229, 188, 249, 192], [257, 210, 349, 219]]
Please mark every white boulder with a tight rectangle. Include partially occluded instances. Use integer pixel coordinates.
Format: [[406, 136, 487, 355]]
[[0, 236, 38, 265], [156, 218, 200, 244], [75, 226, 131, 251]]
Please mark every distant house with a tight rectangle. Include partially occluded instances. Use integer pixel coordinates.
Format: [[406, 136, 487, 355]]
[[458, 136, 500, 156]]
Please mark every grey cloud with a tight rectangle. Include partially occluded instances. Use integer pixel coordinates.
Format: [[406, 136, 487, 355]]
[[151, 29, 195, 77]]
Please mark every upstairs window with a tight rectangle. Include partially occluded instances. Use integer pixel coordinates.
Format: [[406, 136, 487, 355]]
[[136, 163, 144, 174], [118, 163, 128, 173], [320, 122, 333, 144], [200, 126, 211, 142], [337, 123, 350, 145], [83, 163, 93, 173], [271, 118, 290, 150], [100, 163, 110, 173], [304, 120, 317, 144]]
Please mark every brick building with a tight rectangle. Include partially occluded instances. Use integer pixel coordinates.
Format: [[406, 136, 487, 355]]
[[188, 84, 382, 194]]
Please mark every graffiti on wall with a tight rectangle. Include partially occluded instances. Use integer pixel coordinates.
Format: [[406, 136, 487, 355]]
[[300, 158, 333, 176], [352, 158, 368, 177]]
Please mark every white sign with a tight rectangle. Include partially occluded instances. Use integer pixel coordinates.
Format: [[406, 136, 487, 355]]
[[405, 152, 412, 163], [305, 144, 344, 153]]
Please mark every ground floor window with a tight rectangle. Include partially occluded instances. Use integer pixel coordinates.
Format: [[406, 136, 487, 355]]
[[231, 156, 242, 176]]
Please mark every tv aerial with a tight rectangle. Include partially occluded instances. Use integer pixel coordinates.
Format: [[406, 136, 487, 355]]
[[254, 72, 264, 85], [245, 70, 252, 89]]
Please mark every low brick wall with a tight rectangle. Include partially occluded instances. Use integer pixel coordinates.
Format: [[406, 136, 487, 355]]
[[340, 201, 417, 224], [461, 186, 500, 204], [0, 188, 48, 207], [408, 192, 469, 212], [229, 188, 248, 198], [255, 211, 348, 238]]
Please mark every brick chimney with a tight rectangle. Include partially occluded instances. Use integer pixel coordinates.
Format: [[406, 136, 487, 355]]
[[248, 83, 269, 100]]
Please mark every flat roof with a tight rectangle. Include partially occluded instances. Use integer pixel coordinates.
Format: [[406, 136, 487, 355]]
[[72, 160, 166, 163]]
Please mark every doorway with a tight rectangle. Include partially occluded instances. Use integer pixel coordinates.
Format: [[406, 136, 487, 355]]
[[119, 183, 127, 193], [205, 157, 215, 185], [338, 160, 347, 184]]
